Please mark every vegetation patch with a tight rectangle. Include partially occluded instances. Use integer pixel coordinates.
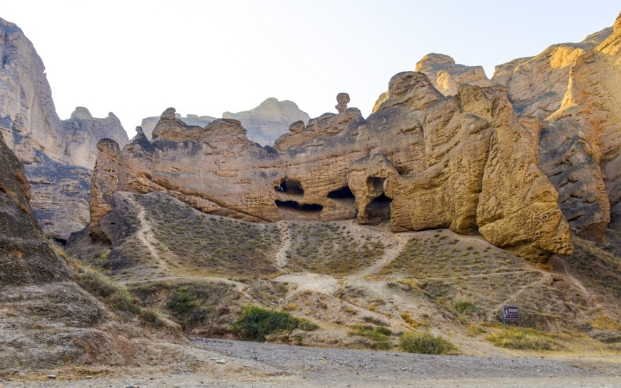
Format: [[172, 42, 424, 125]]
[[286, 222, 386, 275], [486, 327, 563, 351], [398, 331, 456, 354], [348, 325, 393, 350], [232, 306, 317, 342], [135, 192, 282, 277]]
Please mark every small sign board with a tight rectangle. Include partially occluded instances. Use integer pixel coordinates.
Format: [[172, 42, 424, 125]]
[[503, 305, 519, 321]]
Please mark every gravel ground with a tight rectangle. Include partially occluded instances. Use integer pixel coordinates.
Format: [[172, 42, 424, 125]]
[[2, 338, 620, 387]]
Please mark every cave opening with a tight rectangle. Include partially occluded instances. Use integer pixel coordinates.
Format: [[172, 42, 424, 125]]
[[368, 177, 386, 193], [275, 200, 323, 212], [367, 193, 392, 223], [327, 186, 355, 199], [275, 179, 305, 195]]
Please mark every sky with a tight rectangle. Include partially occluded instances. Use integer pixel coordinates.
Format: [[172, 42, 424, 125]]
[[2, 1, 620, 137]]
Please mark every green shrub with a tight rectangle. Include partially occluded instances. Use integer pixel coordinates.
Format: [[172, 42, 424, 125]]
[[348, 325, 393, 350], [76, 268, 117, 298], [232, 306, 315, 341], [452, 300, 476, 314], [166, 290, 199, 314], [486, 328, 562, 350], [399, 332, 456, 354], [140, 308, 166, 328]]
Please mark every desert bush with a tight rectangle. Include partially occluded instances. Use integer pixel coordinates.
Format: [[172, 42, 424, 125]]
[[166, 290, 199, 314], [399, 332, 456, 354], [486, 327, 562, 350], [232, 306, 316, 341], [348, 325, 393, 350], [140, 308, 166, 328], [452, 300, 476, 314]]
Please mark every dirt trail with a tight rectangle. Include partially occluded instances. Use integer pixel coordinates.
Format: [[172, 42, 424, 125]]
[[354, 233, 410, 277], [274, 221, 291, 270], [125, 195, 171, 273]]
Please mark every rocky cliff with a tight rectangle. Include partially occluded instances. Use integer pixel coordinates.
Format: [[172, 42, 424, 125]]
[[493, 15, 621, 242], [0, 18, 128, 240], [223, 97, 311, 145], [140, 112, 216, 141], [0, 135, 173, 371], [90, 76, 571, 262], [415, 54, 493, 96]]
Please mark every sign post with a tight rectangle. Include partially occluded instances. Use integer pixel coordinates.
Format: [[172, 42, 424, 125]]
[[502, 305, 519, 328]]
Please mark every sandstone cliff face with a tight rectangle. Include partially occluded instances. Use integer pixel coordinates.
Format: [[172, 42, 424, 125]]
[[415, 54, 493, 96], [140, 112, 216, 141], [0, 135, 69, 284], [0, 18, 130, 239], [0, 17, 66, 165], [91, 74, 571, 262], [223, 97, 311, 145], [62, 107, 128, 169], [491, 14, 621, 242]]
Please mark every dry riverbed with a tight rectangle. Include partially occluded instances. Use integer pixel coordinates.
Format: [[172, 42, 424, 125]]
[[1, 338, 620, 387]]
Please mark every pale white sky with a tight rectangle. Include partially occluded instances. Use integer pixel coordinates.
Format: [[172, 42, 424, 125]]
[[2, 1, 620, 137]]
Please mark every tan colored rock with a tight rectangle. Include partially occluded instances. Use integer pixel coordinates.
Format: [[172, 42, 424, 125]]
[[373, 72, 443, 113], [140, 111, 216, 140], [92, 73, 571, 262], [62, 107, 128, 169], [223, 97, 311, 145], [88, 138, 121, 243], [0, 18, 131, 239], [348, 154, 398, 224], [491, 15, 621, 242], [335, 93, 350, 113], [415, 53, 492, 96]]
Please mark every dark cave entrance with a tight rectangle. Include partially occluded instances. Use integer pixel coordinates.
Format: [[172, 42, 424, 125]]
[[367, 193, 392, 224], [275, 179, 305, 195], [275, 200, 323, 212], [327, 186, 355, 200]]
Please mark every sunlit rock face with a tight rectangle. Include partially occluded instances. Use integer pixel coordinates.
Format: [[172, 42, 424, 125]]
[[492, 14, 621, 242], [90, 78, 572, 263], [414, 53, 493, 97], [223, 97, 311, 146], [0, 18, 128, 240]]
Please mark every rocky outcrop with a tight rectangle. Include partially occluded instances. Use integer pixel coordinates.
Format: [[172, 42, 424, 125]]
[[88, 138, 121, 243], [223, 97, 311, 145], [491, 15, 621, 242], [0, 18, 129, 239], [62, 107, 129, 169], [0, 135, 69, 284], [140, 112, 216, 140], [415, 54, 492, 96], [91, 75, 571, 262]]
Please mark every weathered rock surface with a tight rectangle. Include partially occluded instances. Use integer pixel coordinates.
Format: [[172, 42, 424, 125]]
[[91, 74, 571, 262], [415, 53, 493, 96], [223, 97, 311, 145], [0, 135, 149, 371], [140, 112, 216, 140], [492, 14, 621, 242], [0, 18, 129, 239], [0, 135, 69, 284], [62, 107, 129, 169]]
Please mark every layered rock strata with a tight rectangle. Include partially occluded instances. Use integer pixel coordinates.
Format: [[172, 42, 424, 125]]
[[223, 97, 311, 145], [415, 53, 493, 96], [0, 18, 128, 239], [493, 14, 621, 241], [90, 73, 572, 262]]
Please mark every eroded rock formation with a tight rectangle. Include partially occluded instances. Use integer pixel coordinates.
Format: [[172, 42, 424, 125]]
[[492, 14, 621, 241], [415, 53, 493, 96], [90, 74, 572, 262], [0, 18, 128, 239], [140, 112, 216, 141], [223, 97, 311, 145]]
